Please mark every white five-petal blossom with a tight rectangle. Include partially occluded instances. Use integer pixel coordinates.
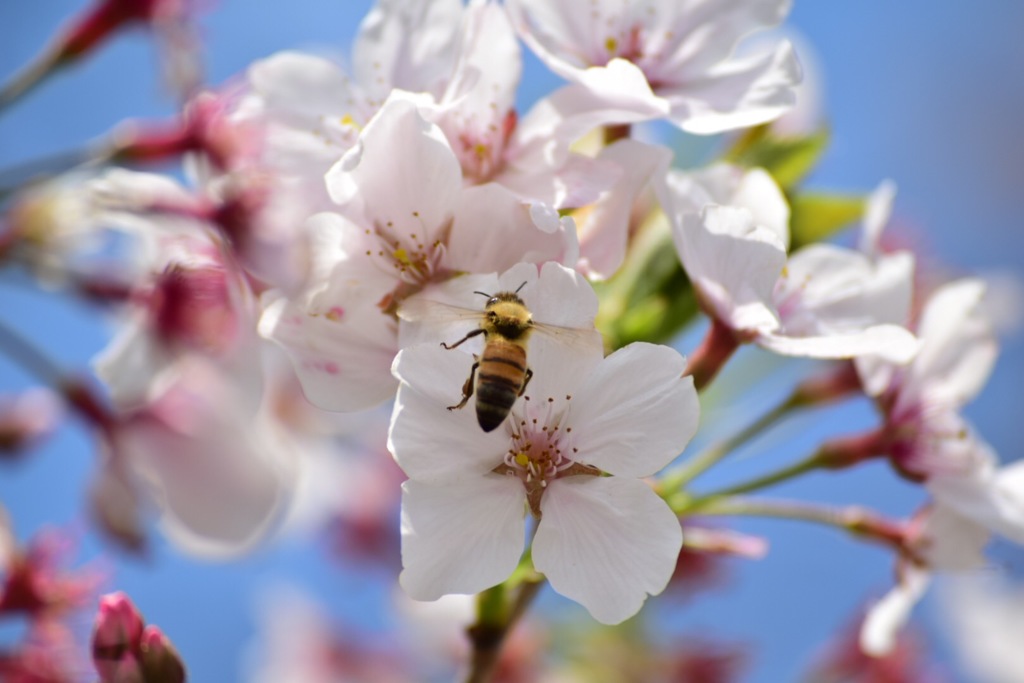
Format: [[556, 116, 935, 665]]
[[658, 186, 919, 362], [506, 0, 801, 133], [388, 264, 697, 624]]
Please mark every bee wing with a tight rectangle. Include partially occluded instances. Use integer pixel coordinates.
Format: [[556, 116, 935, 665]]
[[397, 297, 484, 350], [532, 321, 604, 352], [396, 298, 481, 325]]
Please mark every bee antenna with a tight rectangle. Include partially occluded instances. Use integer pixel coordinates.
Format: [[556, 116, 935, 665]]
[[473, 290, 492, 298], [514, 281, 528, 294]]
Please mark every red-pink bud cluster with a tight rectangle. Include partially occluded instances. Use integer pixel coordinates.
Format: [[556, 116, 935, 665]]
[[92, 591, 186, 683]]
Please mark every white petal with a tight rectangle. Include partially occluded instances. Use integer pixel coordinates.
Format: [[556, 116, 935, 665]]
[[665, 41, 802, 135], [512, 74, 668, 172], [659, 164, 790, 249], [927, 441, 1024, 546], [777, 244, 914, 334], [118, 386, 295, 557], [900, 279, 997, 410], [259, 293, 399, 412], [676, 205, 784, 335], [326, 97, 461, 244], [399, 476, 526, 600], [578, 140, 672, 279], [569, 343, 698, 478], [92, 320, 174, 410], [527, 261, 600, 331], [389, 345, 510, 482], [435, 3, 520, 153], [533, 477, 682, 625], [247, 51, 362, 122], [446, 184, 577, 273], [919, 503, 990, 571], [860, 565, 930, 657], [653, 0, 794, 80], [859, 179, 897, 256], [731, 167, 791, 250], [353, 0, 463, 101], [757, 324, 918, 362]]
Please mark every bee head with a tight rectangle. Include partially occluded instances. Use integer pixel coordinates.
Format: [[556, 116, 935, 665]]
[[475, 281, 528, 309]]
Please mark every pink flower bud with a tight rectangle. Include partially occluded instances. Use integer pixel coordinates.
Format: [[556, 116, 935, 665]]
[[92, 592, 145, 682], [139, 626, 186, 683]]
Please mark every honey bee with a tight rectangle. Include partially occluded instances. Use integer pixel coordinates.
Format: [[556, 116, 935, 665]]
[[398, 281, 599, 432]]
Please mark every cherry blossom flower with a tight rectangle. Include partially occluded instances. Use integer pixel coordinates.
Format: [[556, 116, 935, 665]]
[[90, 225, 262, 411], [857, 279, 997, 479], [261, 98, 578, 412], [859, 502, 988, 657], [92, 357, 298, 556], [506, 0, 801, 133], [389, 265, 697, 623], [231, 0, 464, 186], [661, 200, 918, 365], [234, 1, 659, 215], [861, 448, 1024, 657]]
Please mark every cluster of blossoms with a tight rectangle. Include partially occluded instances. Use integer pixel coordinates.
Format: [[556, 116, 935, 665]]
[[0, 0, 1020, 680]]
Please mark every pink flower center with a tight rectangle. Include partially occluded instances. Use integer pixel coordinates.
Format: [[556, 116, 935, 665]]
[[496, 395, 599, 516], [151, 262, 237, 353], [361, 216, 449, 287]]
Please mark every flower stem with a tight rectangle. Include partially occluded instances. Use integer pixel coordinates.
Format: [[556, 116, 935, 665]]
[[464, 577, 545, 683], [684, 317, 740, 392], [0, 317, 66, 387], [0, 144, 110, 195], [0, 45, 65, 115], [673, 429, 891, 514], [659, 387, 803, 498], [687, 496, 911, 555], [685, 449, 826, 505], [0, 317, 114, 430]]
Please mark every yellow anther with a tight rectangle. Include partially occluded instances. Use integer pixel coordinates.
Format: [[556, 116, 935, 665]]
[[393, 248, 411, 265], [514, 452, 530, 468], [605, 36, 618, 53]]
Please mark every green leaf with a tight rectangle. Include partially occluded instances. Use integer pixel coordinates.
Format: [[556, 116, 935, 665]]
[[593, 221, 700, 350], [727, 128, 830, 190], [789, 192, 864, 249]]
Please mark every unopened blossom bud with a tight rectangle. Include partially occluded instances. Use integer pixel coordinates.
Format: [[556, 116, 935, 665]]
[[150, 262, 237, 354], [92, 592, 145, 682], [138, 626, 186, 683], [92, 592, 186, 683]]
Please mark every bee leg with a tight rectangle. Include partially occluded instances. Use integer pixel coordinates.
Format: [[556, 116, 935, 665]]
[[441, 328, 484, 350], [447, 359, 479, 411], [518, 367, 534, 397]]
